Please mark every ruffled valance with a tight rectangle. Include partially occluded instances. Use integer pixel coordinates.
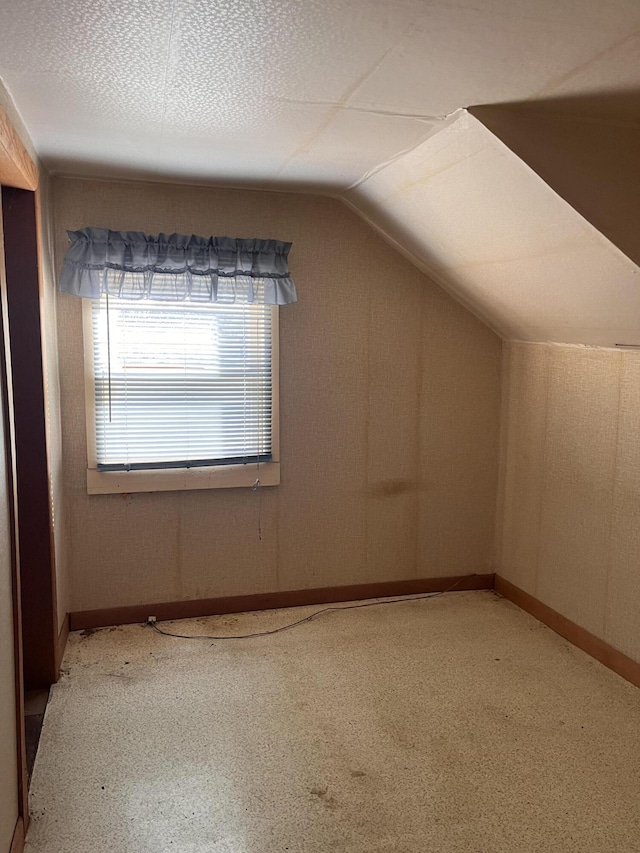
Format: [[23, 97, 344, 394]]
[[58, 228, 297, 304]]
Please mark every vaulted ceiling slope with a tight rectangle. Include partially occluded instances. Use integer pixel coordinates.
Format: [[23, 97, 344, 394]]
[[471, 98, 640, 271], [345, 110, 640, 347], [1, 0, 640, 345]]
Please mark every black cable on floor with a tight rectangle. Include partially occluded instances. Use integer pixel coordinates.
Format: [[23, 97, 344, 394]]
[[147, 579, 465, 641]]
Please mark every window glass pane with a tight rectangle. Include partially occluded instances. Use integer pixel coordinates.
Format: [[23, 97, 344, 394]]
[[91, 291, 272, 470]]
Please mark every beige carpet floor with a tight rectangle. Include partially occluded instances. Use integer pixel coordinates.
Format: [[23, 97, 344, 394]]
[[26, 590, 640, 852]]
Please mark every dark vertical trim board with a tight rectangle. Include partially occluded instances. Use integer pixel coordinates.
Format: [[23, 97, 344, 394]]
[[0, 192, 29, 832], [10, 817, 25, 853], [2, 186, 58, 688]]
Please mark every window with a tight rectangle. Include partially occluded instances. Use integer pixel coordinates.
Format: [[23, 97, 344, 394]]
[[62, 228, 295, 493], [83, 292, 279, 494]]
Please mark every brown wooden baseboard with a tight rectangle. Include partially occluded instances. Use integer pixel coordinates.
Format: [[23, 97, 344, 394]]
[[10, 816, 24, 853], [495, 575, 640, 690], [56, 613, 69, 674], [69, 573, 495, 631]]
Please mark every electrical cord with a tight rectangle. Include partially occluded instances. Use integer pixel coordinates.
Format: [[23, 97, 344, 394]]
[[147, 579, 464, 641]]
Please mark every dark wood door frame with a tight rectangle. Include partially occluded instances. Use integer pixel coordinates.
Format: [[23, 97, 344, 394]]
[[0, 192, 29, 844], [2, 185, 59, 690], [1, 102, 59, 844]]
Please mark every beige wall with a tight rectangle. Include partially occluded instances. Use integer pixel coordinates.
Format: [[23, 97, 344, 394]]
[[498, 341, 640, 664], [52, 177, 501, 614]]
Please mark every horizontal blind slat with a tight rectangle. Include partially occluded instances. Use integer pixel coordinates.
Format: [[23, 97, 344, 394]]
[[91, 294, 273, 469]]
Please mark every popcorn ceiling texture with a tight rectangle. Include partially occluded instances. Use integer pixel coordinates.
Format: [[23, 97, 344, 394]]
[[3, 0, 640, 188], [498, 341, 640, 664], [52, 177, 501, 614]]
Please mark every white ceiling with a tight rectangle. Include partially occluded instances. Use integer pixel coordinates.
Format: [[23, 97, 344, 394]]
[[1, 0, 640, 343], [1, 0, 639, 187], [346, 110, 640, 346], [471, 104, 640, 269]]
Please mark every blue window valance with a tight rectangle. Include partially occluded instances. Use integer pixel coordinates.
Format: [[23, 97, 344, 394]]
[[58, 228, 297, 305]]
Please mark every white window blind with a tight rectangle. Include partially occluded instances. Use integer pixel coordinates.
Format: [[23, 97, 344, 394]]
[[90, 292, 273, 471]]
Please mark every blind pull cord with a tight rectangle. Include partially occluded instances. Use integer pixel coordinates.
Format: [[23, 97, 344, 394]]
[[106, 288, 113, 422]]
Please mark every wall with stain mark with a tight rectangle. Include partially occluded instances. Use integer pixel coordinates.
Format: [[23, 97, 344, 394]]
[[497, 341, 640, 663], [52, 176, 501, 613]]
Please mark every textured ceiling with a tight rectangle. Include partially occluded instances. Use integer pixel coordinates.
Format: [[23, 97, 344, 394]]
[[1, 0, 640, 188], [1, 0, 640, 344]]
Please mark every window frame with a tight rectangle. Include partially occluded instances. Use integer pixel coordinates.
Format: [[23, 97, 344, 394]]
[[81, 297, 280, 495]]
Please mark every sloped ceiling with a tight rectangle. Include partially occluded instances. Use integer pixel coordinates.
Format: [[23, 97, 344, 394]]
[[1, 0, 640, 344], [345, 110, 640, 346], [471, 98, 640, 270]]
